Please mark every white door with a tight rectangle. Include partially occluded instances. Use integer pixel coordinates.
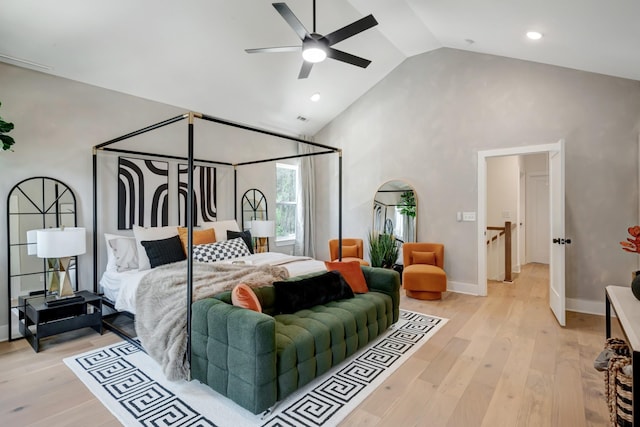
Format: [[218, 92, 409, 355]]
[[549, 140, 566, 326]]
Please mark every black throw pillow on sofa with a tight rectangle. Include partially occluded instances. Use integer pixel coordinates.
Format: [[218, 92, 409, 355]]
[[274, 271, 354, 314], [141, 235, 186, 268], [227, 230, 254, 254]]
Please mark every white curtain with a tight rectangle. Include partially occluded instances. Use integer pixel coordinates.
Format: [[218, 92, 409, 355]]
[[295, 143, 316, 257]]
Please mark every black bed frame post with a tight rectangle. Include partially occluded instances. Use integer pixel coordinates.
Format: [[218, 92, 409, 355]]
[[234, 166, 238, 221], [92, 148, 98, 293], [338, 150, 343, 261], [186, 112, 196, 380]]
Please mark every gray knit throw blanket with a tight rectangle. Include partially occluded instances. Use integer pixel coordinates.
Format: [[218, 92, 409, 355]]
[[135, 261, 289, 381]]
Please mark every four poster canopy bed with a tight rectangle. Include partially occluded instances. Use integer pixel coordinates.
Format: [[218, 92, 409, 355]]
[[92, 111, 400, 414]]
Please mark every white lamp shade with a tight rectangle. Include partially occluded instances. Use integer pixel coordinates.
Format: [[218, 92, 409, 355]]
[[250, 220, 275, 238], [34, 227, 86, 258]]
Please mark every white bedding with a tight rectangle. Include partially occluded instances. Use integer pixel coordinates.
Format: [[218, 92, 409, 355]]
[[99, 252, 326, 314]]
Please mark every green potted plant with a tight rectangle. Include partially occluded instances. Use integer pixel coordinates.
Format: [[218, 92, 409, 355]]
[[1, 102, 15, 151], [399, 190, 416, 218], [368, 231, 399, 268]]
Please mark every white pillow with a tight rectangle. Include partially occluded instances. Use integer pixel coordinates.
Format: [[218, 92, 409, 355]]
[[201, 219, 240, 242], [133, 225, 179, 271], [105, 233, 136, 272], [108, 237, 139, 272]]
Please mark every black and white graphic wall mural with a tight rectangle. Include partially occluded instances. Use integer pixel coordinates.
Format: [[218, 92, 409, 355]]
[[177, 164, 217, 226], [117, 157, 169, 229]]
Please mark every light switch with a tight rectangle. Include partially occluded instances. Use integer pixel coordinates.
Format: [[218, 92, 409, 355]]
[[462, 211, 476, 222], [456, 212, 462, 222]]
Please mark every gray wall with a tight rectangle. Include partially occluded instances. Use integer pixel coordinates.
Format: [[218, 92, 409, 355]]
[[315, 48, 640, 310]]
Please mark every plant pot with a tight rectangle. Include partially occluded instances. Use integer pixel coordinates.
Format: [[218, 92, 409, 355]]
[[632, 271, 640, 300]]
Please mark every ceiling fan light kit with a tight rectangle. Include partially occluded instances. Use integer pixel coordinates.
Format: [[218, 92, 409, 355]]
[[302, 35, 328, 63], [246, 1, 378, 79]]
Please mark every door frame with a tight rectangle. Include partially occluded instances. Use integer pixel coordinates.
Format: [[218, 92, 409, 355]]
[[477, 141, 563, 297]]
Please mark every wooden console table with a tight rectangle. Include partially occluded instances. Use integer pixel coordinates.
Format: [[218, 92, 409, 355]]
[[606, 285, 640, 425]]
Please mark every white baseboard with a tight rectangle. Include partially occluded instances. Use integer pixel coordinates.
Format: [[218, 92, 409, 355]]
[[445, 285, 606, 316], [0, 324, 8, 342], [566, 297, 606, 316], [447, 280, 480, 296]]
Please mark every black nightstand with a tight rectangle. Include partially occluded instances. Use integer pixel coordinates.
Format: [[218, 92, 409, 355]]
[[18, 290, 103, 352]]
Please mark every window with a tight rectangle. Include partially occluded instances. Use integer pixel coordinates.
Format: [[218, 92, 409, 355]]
[[276, 163, 298, 242]]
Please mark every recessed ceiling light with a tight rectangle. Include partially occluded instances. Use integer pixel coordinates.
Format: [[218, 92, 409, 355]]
[[526, 31, 543, 40], [310, 93, 320, 102]]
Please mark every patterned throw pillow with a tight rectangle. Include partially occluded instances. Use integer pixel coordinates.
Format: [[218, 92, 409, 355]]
[[227, 230, 254, 254], [192, 237, 252, 262]]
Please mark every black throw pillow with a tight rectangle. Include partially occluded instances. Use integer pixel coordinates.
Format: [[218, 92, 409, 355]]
[[274, 271, 354, 314], [141, 235, 186, 268], [227, 230, 254, 254]]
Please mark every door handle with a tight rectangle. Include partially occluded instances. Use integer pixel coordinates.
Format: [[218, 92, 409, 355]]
[[553, 238, 572, 245]]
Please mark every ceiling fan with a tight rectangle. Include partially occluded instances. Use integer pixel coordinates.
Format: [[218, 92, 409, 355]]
[[245, 1, 378, 79]]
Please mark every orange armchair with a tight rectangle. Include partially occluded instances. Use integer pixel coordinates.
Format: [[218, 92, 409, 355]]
[[402, 243, 447, 300], [328, 238, 370, 266]]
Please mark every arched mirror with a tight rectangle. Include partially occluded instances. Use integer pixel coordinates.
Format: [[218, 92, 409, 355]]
[[7, 177, 78, 340], [373, 180, 417, 243], [241, 188, 268, 229]]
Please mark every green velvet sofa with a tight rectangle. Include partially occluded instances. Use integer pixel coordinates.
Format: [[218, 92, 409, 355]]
[[190, 266, 401, 414]]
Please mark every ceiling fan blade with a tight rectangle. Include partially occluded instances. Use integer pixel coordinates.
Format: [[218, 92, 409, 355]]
[[245, 46, 300, 54], [327, 48, 371, 68], [298, 61, 313, 79], [323, 14, 378, 46], [273, 3, 309, 41]]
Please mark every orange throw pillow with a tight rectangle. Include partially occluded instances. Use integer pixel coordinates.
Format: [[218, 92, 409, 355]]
[[231, 283, 262, 312], [413, 251, 436, 265], [177, 227, 216, 254], [324, 260, 368, 293]]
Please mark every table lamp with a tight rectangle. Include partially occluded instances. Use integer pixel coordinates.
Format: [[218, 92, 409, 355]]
[[28, 227, 86, 298], [250, 220, 275, 253]]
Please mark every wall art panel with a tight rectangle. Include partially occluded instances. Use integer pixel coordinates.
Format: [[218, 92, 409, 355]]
[[177, 164, 217, 226], [118, 157, 169, 229]]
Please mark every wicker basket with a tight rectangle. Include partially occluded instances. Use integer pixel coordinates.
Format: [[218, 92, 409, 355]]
[[604, 338, 633, 427]]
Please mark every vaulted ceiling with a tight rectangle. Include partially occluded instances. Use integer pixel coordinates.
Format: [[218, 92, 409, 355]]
[[1, 0, 638, 136]]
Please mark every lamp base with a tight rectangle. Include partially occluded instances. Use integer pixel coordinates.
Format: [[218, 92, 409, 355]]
[[48, 256, 75, 298], [256, 237, 268, 253]]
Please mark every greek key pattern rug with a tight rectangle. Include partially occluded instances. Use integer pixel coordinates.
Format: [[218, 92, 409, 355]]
[[64, 310, 446, 427]]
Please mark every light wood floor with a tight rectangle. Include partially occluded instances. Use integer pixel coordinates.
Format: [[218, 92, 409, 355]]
[[0, 263, 617, 426]]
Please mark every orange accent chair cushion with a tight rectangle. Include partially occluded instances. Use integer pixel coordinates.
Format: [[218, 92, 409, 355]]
[[324, 260, 369, 293], [178, 227, 216, 253], [341, 244, 359, 258], [413, 251, 436, 265], [231, 283, 262, 312], [328, 238, 370, 266]]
